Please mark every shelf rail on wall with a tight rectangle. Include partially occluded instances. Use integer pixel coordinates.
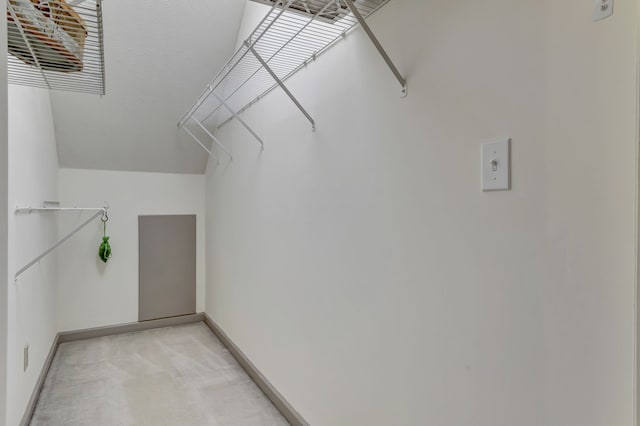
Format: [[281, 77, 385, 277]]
[[6, 0, 106, 95], [14, 203, 109, 280], [177, 0, 405, 157]]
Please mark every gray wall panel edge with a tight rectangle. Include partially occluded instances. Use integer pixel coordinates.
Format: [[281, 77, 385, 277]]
[[203, 313, 309, 426], [58, 313, 204, 343], [19, 333, 59, 426]]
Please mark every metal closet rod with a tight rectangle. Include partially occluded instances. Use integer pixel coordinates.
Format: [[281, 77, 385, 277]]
[[14, 204, 109, 280], [15, 206, 107, 214]]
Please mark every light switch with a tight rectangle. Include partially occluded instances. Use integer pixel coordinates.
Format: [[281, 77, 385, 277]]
[[593, 0, 613, 21], [481, 139, 510, 191]]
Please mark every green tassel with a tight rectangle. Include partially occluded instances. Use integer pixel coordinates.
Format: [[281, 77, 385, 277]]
[[99, 219, 112, 263], [99, 237, 111, 262]]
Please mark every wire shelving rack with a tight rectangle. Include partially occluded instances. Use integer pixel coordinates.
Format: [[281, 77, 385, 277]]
[[7, 0, 106, 95], [178, 0, 406, 160]]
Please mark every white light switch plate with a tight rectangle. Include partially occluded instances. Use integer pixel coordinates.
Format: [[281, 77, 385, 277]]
[[482, 139, 510, 191], [593, 0, 613, 21]]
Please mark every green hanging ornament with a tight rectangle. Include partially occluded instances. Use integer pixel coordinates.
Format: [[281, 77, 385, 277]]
[[98, 213, 112, 263]]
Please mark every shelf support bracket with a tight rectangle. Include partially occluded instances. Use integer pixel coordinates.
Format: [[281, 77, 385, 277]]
[[343, 0, 407, 97], [212, 92, 264, 150], [182, 126, 220, 165], [246, 42, 316, 131], [15, 209, 106, 280], [192, 118, 233, 160]]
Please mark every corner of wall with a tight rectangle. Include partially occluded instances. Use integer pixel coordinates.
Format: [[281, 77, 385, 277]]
[[635, 2, 640, 424], [6, 86, 60, 426], [0, 0, 9, 423]]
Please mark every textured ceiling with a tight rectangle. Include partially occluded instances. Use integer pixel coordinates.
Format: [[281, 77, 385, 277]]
[[52, 0, 247, 174]]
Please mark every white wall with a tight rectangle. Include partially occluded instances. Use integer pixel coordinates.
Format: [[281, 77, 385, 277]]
[[204, 1, 638, 425], [7, 85, 59, 426], [544, 2, 637, 422], [57, 169, 205, 331], [0, 0, 8, 423]]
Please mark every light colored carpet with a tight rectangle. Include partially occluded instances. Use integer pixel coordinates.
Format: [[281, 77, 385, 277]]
[[30, 323, 289, 426]]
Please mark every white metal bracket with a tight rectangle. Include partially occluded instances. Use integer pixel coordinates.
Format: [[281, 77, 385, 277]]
[[182, 126, 220, 165], [246, 41, 316, 131], [192, 118, 233, 160], [212, 92, 264, 150], [14, 204, 109, 280], [343, 0, 407, 97]]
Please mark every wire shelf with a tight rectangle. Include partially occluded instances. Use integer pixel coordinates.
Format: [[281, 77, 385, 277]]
[[7, 0, 105, 95], [178, 0, 396, 139]]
